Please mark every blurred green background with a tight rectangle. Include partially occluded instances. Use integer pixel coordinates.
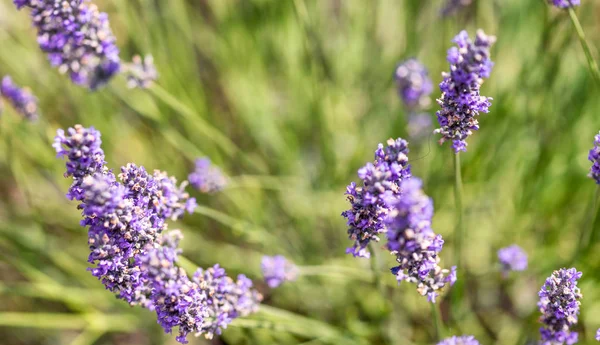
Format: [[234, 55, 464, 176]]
[[1, 0, 600, 344]]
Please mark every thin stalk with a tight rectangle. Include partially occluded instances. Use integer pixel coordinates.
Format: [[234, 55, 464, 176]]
[[572, 185, 600, 263], [0, 313, 139, 332], [368, 243, 384, 293], [431, 303, 444, 341], [567, 7, 600, 86], [453, 152, 465, 269]]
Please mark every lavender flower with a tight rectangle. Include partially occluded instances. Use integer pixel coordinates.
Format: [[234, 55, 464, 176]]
[[342, 138, 411, 258], [261, 255, 299, 288], [394, 59, 433, 109], [152, 170, 197, 220], [125, 54, 158, 89], [538, 268, 583, 345], [441, 0, 473, 16], [498, 245, 528, 275], [435, 30, 496, 153], [192, 265, 263, 339], [588, 132, 600, 184], [596, 328, 600, 341], [385, 178, 456, 302], [53, 125, 108, 201], [407, 112, 433, 140], [138, 245, 208, 344], [188, 158, 228, 194], [14, 0, 120, 89], [0, 76, 39, 121], [437, 335, 480, 345], [548, 0, 580, 8]]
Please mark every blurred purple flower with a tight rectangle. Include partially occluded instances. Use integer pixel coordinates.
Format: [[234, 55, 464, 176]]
[[498, 245, 528, 274], [261, 255, 299, 288], [441, 0, 473, 16], [538, 268, 582, 345], [125, 54, 158, 89], [596, 328, 600, 341], [437, 335, 480, 345], [385, 178, 456, 302], [394, 59, 433, 110], [549, 0, 580, 8], [0, 76, 39, 121], [588, 132, 600, 184], [435, 30, 496, 153], [342, 138, 411, 258], [188, 158, 228, 194], [14, 0, 120, 89]]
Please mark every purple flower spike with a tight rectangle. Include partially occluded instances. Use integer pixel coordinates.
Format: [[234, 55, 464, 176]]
[[435, 30, 496, 153], [549, 0, 580, 8], [14, 0, 120, 89], [596, 328, 600, 341], [441, 0, 473, 16], [385, 178, 455, 303], [538, 268, 582, 345], [342, 138, 411, 258], [394, 59, 433, 110], [588, 132, 600, 184], [125, 54, 158, 89], [261, 255, 299, 288], [498, 245, 528, 275], [188, 158, 228, 194], [0, 76, 39, 121], [152, 170, 197, 220], [437, 335, 480, 345]]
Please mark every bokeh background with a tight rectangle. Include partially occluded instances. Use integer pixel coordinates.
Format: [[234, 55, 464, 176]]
[[1, 0, 600, 344]]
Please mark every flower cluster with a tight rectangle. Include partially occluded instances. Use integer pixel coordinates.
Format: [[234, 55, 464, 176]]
[[394, 59, 433, 110], [14, 0, 120, 89], [435, 30, 496, 153], [497, 245, 528, 275], [261, 255, 299, 288], [588, 132, 600, 184], [548, 0, 580, 8], [188, 158, 228, 194], [437, 335, 480, 345], [441, 0, 473, 16], [124, 55, 158, 89], [385, 178, 456, 302], [0, 76, 39, 121], [596, 328, 600, 342], [55, 125, 261, 343], [538, 268, 582, 345], [342, 138, 411, 258]]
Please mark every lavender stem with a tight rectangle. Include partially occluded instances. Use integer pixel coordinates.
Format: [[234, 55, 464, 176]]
[[567, 8, 600, 85], [431, 302, 444, 341], [453, 152, 465, 269]]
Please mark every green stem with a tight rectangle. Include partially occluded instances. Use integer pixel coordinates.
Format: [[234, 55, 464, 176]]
[[572, 186, 600, 263], [0, 313, 139, 332], [453, 152, 465, 269], [567, 7, 600, 86], [368, 243, 384, 293], [431, 303, 444, 341]]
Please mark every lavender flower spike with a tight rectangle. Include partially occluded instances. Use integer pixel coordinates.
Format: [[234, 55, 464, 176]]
[[588, 131, 600, 184], [538, 268, 582, 345], [125, 54, 158, 89], [596, 328, 600, 341], [261, 255, 299, 288], [441, 0, 473, 17], [394, 59, 433, 110], [437, 335, 480, 345], [435, 29, 496, 153], [14, 0, 120, 89], [0, 76, 39, 121], [549, 0, 580, 8], [188, 158, 228, 194], [342, 138, 411, 258], [385, 178, 456, 302], [498, 245, 528, 275]]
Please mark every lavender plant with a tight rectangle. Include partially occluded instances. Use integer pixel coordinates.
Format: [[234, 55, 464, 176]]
[[394, 59, 433, 110], [441, 0, 473, 16], [435, 30, 496, 153], [385, 178, 456, 302], [548, 0, 580, 8], [188, 157, 228, 194], [538, 268, 582, 345], [261, 255, 299, 288], [342, 138, 411, 258], [14, 0, 120, 89], [0, 76, 39, 121], [437, 335, 480, 345], [497, 245, 528, 275], [124, 55, 158, 89], [588, 131, 600, 184]]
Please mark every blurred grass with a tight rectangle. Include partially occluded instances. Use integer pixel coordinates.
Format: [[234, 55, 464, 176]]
[[1, 0, 600, 344]]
